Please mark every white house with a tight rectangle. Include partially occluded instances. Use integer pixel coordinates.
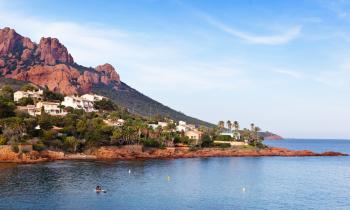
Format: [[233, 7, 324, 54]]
[[81, 93, 106, 102], [103, 118, 125, 127], [219, 130, 241, 140], [17, 101, 66, 116], [36, 101, 67, 116], [176, 121, 196, 132], [14, 89, 43, 102], [17, 105, 40, 116], [61, 96, 96, 112], [185, 130, 203, 145]]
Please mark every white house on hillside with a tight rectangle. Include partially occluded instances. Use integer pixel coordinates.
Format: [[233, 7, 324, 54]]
[[61, 96, 96, 112], [14, 89, 43, 102], [81, 93, 106, 102], [176, 121, 196, 132], [17, 101, 66, 116], [36, 101, 67, 116]]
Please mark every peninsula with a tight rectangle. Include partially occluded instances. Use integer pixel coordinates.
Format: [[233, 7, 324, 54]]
[[0, 27, 345, 164]]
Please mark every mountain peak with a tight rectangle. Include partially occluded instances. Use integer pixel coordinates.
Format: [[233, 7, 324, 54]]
[[37, 37, 74, 65], [0, 27, 120, 95]]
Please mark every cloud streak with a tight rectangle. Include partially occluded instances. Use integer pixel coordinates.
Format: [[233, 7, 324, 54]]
[[273, 69, 303, 79], [201, 14, 302, 45]]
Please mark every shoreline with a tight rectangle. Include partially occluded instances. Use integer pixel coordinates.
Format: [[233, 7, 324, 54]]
[[0, 145, 347, 164]]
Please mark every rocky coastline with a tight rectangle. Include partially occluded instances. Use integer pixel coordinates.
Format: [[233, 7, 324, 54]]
[[0, 145, 347, 164]]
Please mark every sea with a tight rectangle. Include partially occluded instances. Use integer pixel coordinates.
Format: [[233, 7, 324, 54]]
[[0, 139, 349, 210]]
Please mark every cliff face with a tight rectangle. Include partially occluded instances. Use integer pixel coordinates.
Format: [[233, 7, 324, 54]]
[[0, 27, 120, 94]]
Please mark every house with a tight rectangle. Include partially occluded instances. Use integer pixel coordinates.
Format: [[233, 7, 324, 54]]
[[219, 129, 241, 140], [185, 130, 203, 144], [14, 89, 43, 102], [81, 93, 106, 102], [148, 121, 169, 130], [103, 118, 125, 127], [176, 121, 196, 132], [36, 101, 67, 116], [61, 96, 96, 112], [17, 105, 40, 116], [157, 122, 168, 128]]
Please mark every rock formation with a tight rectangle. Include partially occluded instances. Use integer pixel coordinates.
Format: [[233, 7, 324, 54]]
[[0, 27, 120, 94]]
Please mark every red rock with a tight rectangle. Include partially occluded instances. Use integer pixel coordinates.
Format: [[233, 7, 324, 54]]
[[0, 27, 121, 95], [36, 37, 74, 65], [95, 63, 120, 86]]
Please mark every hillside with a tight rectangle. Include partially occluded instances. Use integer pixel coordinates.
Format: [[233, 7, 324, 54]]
[[0, 27, 213, 127]]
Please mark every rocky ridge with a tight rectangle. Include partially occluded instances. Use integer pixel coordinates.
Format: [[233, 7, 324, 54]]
[[0, 27, 120, 94]]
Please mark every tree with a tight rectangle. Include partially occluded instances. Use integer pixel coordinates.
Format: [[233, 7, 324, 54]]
[[0, 99, 16, 118], [0, 135, 7, 145], [233, 121, 240, 140], [43, 87, 64, 101], [226, 120, 232, 131], [0, 85, 14, 100], [218, 121, 225, 129], [64, 136, 79, 152], [17, 97, 34, 106], [21, 84, 38, 92], [94, 99, 116, 111], [1, 117, 26, 144], [201, 134, 213, 147]]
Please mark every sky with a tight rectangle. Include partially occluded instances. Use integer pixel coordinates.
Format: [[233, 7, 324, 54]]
[[1, 0, 350, 139]]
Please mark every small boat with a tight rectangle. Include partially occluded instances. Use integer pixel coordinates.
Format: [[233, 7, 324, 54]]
[[96, 189, 107, 193], [96, 185, 107, 193]]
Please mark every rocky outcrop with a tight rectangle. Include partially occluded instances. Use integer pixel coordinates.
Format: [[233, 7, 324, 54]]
[[0, 146, 346, 163], [0, 146, 47, 163], [91, 146, 347, 160], [0, 27, 120, 94]]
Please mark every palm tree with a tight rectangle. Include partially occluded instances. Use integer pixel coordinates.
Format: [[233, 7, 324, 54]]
[[218, 121, 225, 129], [226, 120, 232, 131], [233, 121, 240, 140], [250, 123, 255, 131]]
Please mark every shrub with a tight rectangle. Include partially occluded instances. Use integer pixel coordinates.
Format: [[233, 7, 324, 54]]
[[33, 141, 46, 151], [201, 134, 213, 147], [17, 97, 34, 106], [213, 142, 231, 148], [142, 138, 163, 148], [11, 144, 19, 153], [0, 135, 7, 145], [214, 135, 232, 142]]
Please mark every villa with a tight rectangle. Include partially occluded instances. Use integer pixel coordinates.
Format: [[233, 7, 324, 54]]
[[14, 89, 43, 102], [61, 95, 97, 112], [103, 118, 125, 127], [17, 105, 40, 116], [36, 101, 67, 116], [149, 121, 169, 130], [176, 121, 196, 132], [17, 101, 67, 116], [185, 130, 203, 144], [81, 93, 106, 102]]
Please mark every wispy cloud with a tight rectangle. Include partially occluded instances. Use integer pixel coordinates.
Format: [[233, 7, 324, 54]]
[[273, 69, 303, 79], [199, 13, 302, 45], [175, 0, 303, 46]]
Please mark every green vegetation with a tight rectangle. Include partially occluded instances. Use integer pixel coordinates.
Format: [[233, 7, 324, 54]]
[[0, 84, 266, 154], [17, 97, 34, 106]]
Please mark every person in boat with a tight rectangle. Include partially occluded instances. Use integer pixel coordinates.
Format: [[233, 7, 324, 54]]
[[96, 185, 102, 192]]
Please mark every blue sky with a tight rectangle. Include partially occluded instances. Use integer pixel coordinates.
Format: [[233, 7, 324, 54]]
[[1, 0, 350, 138]]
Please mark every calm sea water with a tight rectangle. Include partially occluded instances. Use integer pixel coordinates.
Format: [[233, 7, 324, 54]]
[[0, 139, 350, 210]]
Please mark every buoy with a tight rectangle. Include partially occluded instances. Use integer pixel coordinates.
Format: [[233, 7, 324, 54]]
[[242, 187, 246, 192], [167, 176, 171, 181], [128, 169, 131, 174]]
